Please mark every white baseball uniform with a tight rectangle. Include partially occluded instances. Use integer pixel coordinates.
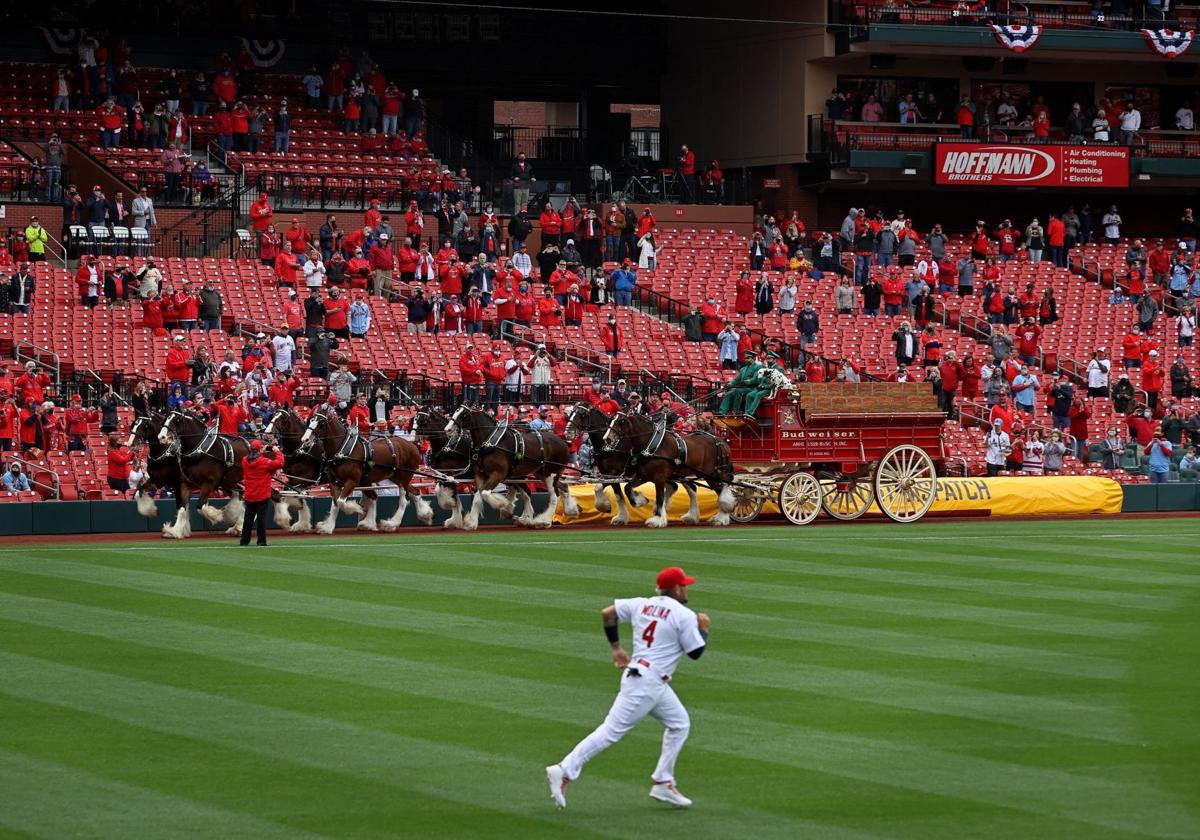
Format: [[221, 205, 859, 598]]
[[559, 595, 707, 784]]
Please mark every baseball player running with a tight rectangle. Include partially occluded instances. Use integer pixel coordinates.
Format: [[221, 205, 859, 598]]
[[546, 565, 710, 809]]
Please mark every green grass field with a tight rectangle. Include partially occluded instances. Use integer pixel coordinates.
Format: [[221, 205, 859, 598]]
[[0, 519, 1198, 840]]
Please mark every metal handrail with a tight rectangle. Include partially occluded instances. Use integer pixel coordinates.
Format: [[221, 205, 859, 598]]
[[14, 341, 61, 385], [6, 454, 59, 499]]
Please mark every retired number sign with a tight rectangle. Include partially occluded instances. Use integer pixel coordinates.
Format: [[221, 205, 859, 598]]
[[933, 143, 1129, 188]]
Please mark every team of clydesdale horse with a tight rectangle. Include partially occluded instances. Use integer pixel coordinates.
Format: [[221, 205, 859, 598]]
[[128, 400, 735, 537]]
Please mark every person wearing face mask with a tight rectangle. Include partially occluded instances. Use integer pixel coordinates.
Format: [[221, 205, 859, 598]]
[[1100, 425, 1126, 469], [3, 462, 31, 492], [1127, 406, 1157, 447], [24, 218, 48, 263]]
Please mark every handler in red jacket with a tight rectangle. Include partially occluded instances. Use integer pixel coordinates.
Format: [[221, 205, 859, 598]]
[[239, 440, 284, 546]]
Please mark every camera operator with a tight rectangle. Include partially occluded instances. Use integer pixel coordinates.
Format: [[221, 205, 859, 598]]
[[239, 440, 285, 546]]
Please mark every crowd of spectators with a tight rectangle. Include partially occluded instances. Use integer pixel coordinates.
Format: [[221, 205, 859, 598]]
[[827, 85, 1195, 142]]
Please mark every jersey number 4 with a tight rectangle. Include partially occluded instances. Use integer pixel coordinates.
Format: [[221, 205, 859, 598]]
[[641, 620, 657, 647]]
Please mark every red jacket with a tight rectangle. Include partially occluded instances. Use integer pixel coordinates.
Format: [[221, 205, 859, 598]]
[[563, 294, 584, 324], [241, 451, 284, 502], [514, 292, 534, 322], [284, 300, 305, 330], [0, 402, 17, 439], [494, 280, 516, 320], [459, 352, 485, 384], [397, 247, 419, 273], [464, 296, 484, 324], [347, 403, 371, 433], [106, 447, 133, 481], [636, 214, 656, 238], [601, 323, 623, 353], [700, 302, 724, 335], [596, 397, 621, 416], [215, 402, 247, 436], [1047, 218, 1066, 248], [734, 276, 754, 313], [882, 276, 904, 306], [536, 296, 562, 326], [540, 210, 562, 235], [165, 347, 191, 381], [16, 373, 51, 405], [249, 199, 273, 232], [938, 360, 964, 393], [1068, 401, 1090, 441], [64, 406, 97, 435], [1142, 363, 1164, 393], [75, 262, 103, 296], [268, 378, 299, 406], [142, 298, 164, 330], [1122, 332, 1142, 361], [369, 245, 394, 271], [440, 264, 465, 296], [285, 226, 313, 252], [275, 251, 300, 285], [1148, 249, 1171, 276], [483, 352, 507, 384]]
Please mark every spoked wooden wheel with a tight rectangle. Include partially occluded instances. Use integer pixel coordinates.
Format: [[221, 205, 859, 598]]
[[818, 472, 873, 520], [729, 484, 765, 523], [874, 444, 938, 523], [777, 472, 822, 525]]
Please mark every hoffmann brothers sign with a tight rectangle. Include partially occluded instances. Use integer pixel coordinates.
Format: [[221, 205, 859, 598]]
[[934, 143, 1130, 188]]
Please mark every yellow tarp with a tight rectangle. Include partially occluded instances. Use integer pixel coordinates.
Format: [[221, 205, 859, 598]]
[[554, 476, 1123, 524]]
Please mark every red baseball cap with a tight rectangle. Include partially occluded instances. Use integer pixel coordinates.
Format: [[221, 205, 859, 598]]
[[327, 394, 339, 405], [250, 439, 265, 451], [656, 566, 696, 589]]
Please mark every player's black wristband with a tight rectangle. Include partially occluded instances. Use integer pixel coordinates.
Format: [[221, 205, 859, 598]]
[[604, 624, 620, 644]]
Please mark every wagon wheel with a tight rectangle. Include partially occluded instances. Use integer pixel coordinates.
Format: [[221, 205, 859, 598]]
[[817, 472, 873, 521], [728, 483, 764, 523], [777, 472, 822, 525], [874, 444, 938, 523]]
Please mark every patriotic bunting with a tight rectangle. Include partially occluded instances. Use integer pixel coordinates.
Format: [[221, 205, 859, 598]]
[[238, 38, 287, 68], [990, 24, 1042, 53], [1142, 28, 1194, 59], [38, 27, 80, 57]]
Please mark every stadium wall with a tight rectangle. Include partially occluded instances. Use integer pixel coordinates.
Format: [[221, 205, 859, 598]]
[[0, 483, 1195, 535]]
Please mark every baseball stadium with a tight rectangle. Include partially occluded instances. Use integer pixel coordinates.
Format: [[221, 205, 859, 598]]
[[0, 1, 1197, 838]]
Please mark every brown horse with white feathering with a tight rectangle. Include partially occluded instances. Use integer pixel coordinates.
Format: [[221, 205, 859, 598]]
[[601, 410, 736, 528], [443, 404, 581, 530], [299, 404, 435, 533]]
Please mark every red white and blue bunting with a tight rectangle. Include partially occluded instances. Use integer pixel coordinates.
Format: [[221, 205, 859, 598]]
[[990, 24, 1042, 53], [238, 38, 287, 68], [38, 27, 80, 57], [1142, 28, 1194, 59]]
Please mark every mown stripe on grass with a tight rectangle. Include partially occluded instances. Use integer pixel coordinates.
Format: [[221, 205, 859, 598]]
[[0, 597, 1190, 840], [0, 651, 897, 840], [113, 549, 1131, 681], [293, 548, 1150, 640], [0, 564, 1139, 745], [0, 748, 335, 840]]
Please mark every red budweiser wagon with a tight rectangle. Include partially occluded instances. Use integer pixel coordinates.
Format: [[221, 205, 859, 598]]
[[718, 383, 946, 524]]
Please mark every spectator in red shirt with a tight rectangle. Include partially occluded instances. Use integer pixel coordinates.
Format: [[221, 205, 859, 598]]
[[106, 434, 134, 494], [536, 287, 562, 327], [458, 344, 485, 404], [601, 314, 623, 357], [215, 394, 247, 435], [347, 394, 371, 433], [323, 287, 351, 339], [63, 394, 98, 452], [0, 396, 18, 452], [1142, 350, 1164, 412], [1015, 317, 1042, 366], [540, 203, 563, 247], [1122, 326, 1144, 369], [249, 192, 274, 234], [238, 440, 284, 546], [274, 241, 300, 288], [1046, 214, 1067, 268], [285, 218, 313, 253], [165, 335, 191, 390], [938, 350, 964, 418]]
